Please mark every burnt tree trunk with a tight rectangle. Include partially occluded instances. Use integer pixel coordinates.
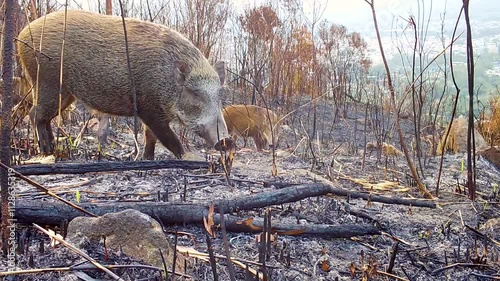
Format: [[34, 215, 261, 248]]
[[1, 0, 15, 256], [12, 200, 380, 238], [10, 183, 434, 224]]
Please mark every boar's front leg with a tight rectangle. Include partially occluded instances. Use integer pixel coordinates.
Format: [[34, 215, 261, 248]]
[[141, 119, 184, 160], [143, 126, 157, 160], [253, 131, 267, 151]]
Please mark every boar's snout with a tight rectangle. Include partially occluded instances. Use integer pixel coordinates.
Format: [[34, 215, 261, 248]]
[[214, 137, 235, 152], [197, 113, 234, 152]]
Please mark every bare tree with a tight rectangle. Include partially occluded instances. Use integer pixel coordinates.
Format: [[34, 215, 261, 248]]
[[1, 0, 16, 256], [364, 0, 433, 199], [462, 0, 476, 200], [171, 0, 231, 59], [106, 0, 112, 15], [239, 5, 280, 105]]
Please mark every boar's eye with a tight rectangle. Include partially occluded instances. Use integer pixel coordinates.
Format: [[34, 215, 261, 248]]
[[181, 88, 206, 103]]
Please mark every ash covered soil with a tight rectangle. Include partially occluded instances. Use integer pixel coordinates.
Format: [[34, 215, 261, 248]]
[[3, 103, 500, 281]]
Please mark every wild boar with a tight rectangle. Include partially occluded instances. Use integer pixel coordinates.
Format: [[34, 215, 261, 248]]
[[17, 10, 231, 159], [223, 104, 281, 151]]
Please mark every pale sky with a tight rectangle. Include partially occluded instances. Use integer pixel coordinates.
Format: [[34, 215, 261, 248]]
[[63, 0, 495, 46], [302, 0, 464, 35], [67, 0, 486, 35]]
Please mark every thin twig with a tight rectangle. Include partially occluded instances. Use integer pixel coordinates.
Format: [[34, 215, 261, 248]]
[[117, 0, 139, 158], [0, 263, 192, 278], [10, 37, 51, 60], [219, 206, 236, 281], [436, 6, 465, 194], [56, 3, 69, 159], [375, 269, 409, 281], [33, 224, 124, 280], [431, 262, 493, 275], [0, 162, 96, 217]]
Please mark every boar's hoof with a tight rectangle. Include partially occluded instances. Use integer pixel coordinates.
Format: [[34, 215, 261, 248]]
[[214, 138, 234, 152], [143, 152, 155, 160]]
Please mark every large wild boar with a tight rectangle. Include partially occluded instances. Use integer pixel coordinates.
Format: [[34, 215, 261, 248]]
[[223, 104, 281, 151], [17, 10, 231, 159]]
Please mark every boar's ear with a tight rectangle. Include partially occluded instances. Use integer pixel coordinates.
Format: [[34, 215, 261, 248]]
[[174, 60, 191, 86], [214, 61, 225, 85]]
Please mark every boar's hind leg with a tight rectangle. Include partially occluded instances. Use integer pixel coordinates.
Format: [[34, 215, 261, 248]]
[[29, 90, 75, 155], [141, 118, 184, 160], [96, 114, 111, 145]]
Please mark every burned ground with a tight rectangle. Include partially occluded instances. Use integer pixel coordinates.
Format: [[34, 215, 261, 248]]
[[2, 100, 500, 281]]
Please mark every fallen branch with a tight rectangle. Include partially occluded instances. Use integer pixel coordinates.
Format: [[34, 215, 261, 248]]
[[12, 160, 209, 175], [273, 183, 436, 208], [278, 170, 436, 208], [11, 184, 432, 236], [178, 246, 264, 280], [222, 216, 380, 237]]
